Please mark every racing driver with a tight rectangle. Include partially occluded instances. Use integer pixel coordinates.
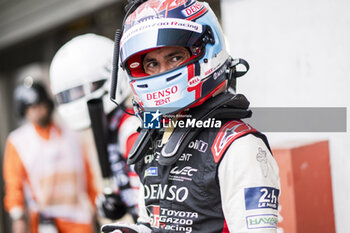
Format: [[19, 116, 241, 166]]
[[102, 0, 280, 232]]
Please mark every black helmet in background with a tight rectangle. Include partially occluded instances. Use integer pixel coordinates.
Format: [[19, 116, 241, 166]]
[[14, 79, 54, 118]]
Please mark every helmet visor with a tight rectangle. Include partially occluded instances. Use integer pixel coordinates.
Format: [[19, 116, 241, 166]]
[[55, 80, 106, 104], [55, 85, 85, 104]]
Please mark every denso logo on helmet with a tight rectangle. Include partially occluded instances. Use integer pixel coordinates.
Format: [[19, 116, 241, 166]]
[[181, 1, 203, 17], [143, 85, 181, 107], [146, 85, 178, 101]]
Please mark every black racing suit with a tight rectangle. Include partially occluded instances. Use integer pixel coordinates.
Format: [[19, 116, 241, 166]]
[[134, 120, 280, 233]]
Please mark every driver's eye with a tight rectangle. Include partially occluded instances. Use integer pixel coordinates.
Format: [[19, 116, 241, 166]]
[[169, 56, 182, 63], [146, 61, 158, 69], [144, 61, 159, 73], [142, 47, 191, 75]]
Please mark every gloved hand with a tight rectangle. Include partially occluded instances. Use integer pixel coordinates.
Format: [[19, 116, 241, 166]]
[[96, 193, 127, 220], [101, 222, 152, 233]]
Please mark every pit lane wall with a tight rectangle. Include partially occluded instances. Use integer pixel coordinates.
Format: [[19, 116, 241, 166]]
[[221, 0, 350, 232], [273, 141, 336, 233]]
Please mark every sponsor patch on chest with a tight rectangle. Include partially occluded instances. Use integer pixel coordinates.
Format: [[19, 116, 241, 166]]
[[144, 167, 158, 177]]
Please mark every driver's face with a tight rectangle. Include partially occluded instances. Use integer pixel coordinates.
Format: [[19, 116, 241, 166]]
[[143, 46, 191, 75]]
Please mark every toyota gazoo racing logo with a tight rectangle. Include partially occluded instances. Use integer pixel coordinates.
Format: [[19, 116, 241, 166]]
[[147, 205, 198, 232]]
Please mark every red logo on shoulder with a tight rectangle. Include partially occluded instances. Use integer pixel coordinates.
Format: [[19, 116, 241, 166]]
[[211, 120, 257, 163]]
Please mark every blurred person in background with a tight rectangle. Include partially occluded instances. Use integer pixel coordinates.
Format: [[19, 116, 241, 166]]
[[101, 0, 280, 232], [49, 34, 140, 223], [3, 79, 98, 233]]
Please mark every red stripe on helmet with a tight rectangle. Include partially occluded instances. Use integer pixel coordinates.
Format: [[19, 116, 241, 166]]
[[187, 64, 202, 99]]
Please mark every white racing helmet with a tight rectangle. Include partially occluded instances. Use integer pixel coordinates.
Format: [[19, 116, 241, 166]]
[[50, 33, 131, 130], [119, 0, 231, 115]]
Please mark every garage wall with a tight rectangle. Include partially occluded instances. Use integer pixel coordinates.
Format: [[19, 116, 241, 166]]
[[221, 0, 350, 232]]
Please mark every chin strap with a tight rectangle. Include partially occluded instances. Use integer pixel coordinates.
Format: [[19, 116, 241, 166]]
[[127, 92, 252, 165]]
